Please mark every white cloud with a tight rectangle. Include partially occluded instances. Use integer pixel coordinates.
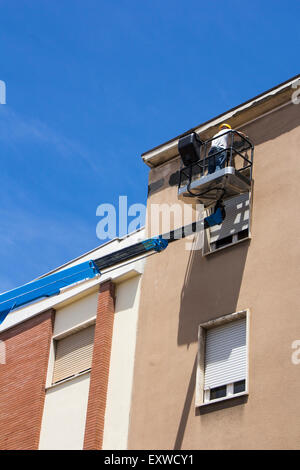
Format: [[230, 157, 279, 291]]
[[0, 105, 99, 171]]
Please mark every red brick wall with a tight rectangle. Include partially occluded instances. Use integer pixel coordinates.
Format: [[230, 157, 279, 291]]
[[83, 280, 115, 450], [0, 309, 54, 450]]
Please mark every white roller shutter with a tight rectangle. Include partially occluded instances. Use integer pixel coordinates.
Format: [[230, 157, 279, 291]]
[[204, 318, 247, 390], [209, 193, 250, 244], [53, 325, 95, 384]]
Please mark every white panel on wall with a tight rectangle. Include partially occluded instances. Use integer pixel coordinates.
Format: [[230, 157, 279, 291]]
[[54, 290, 98, 337], [39, 373, 90, 450], [102, 275, 141, 450]]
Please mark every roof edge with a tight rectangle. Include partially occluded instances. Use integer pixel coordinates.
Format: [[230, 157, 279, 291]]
[[142, 73, 300, 168]]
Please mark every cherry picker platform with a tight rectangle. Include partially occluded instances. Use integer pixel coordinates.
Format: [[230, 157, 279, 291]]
[[177, 130, 254, 207]]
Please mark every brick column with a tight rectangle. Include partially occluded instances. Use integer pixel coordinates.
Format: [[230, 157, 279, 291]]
[[83, 280, 115, 450], [0, 309, 54, 450]]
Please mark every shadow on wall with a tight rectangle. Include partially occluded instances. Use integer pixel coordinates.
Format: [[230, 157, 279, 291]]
[[173, 353, 248, 450], [173, 242, 249, 449], [115, 276, 140, 312], [177, 240, 250, 347], [173, 355, 197, 450]]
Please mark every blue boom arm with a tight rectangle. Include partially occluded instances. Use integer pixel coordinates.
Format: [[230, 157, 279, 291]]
[[142, 235, 169, 252], [0, 260, 100, 325], [0, 213, 224, 326], [0, 236, 170, 325]]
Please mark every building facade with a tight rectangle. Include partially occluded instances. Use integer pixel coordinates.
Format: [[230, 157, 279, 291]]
[[0, 75, 299, 450], [127, 75, 300, 449], [0, 229, 145, 450]]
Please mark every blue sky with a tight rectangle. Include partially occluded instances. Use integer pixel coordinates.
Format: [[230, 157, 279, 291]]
[[0, 0, 299, 290]]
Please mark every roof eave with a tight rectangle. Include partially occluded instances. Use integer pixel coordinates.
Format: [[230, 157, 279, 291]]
[[142, 74, 300, 168]]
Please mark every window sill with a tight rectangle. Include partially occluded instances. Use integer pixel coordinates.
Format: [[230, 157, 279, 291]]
[[198, 391, 248, 408], [46, 369, 91, 390]]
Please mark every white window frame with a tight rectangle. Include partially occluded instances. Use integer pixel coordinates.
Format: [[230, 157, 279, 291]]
[[45, 318, 96, 389], [203, 192, 252, 256], [195, 309, 250, 408]]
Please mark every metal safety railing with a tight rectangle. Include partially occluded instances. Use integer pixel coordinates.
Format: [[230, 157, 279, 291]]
[[179, 130, 254, 191]]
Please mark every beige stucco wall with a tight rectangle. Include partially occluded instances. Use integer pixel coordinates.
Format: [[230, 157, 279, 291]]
[[128, 102, 300, 449], [39, 373, 90, 450], [102, 275, 142, 449]]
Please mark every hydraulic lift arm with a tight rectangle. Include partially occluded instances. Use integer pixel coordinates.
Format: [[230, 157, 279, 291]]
[[0, 205, 225, 325], [0, 260, 100, 325], [203, 199, 226, 229], [0, 236, 168, 325]]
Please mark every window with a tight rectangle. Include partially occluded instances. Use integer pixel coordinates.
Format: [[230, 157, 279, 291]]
[[196, 311, 249, 407], [52, 324, 95, 384], [203, 192, 251, 254]]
